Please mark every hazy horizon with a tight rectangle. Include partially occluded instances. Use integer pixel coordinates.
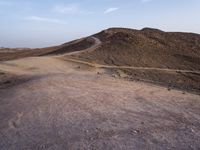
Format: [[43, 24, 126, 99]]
[[1, 0, 200, 48]]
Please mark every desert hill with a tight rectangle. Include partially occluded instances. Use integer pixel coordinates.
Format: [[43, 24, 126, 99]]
[[75, 27, 200, 70], [0, 27, 200, 93], [67, 28, 200, 93], [1, 27, 200, 69]]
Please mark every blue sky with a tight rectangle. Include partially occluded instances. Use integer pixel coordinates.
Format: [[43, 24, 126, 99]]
[[0, 0, 200, 48]]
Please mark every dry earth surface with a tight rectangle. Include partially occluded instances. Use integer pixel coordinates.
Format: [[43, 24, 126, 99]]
[[0, 28, 200, 149], [0, 56, 200, 150]]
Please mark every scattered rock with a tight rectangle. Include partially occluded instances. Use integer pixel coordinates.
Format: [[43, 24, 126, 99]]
[[3, 80, 11, 84], [112, 74, 118, 78]]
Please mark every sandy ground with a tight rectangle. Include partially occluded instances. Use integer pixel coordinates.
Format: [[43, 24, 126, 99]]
[[0, 56, 200, 150]]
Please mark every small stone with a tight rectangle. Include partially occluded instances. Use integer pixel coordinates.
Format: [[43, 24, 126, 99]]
[[132, 130, 140, 134], [191, 128, 195, 133]]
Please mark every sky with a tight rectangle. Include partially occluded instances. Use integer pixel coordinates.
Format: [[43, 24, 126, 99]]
[[0, 0, 200, 48]]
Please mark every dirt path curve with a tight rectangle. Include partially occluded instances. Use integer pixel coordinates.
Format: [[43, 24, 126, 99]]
[[61, 57, 200, 74], [63, 36, 102, 56]]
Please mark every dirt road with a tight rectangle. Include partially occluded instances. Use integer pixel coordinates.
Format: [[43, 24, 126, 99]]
[[0, 56, 200, 149], [63, 36, 102, 56], [62, 57, 200, 74]]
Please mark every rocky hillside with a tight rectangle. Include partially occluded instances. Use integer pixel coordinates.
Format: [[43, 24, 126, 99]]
[[75, 28, 200, 70], [70, 28, 200, 93]]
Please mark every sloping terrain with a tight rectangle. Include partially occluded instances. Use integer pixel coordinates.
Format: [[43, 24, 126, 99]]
[[66, 28, 200, 93], [89, 28, 200, 70]]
